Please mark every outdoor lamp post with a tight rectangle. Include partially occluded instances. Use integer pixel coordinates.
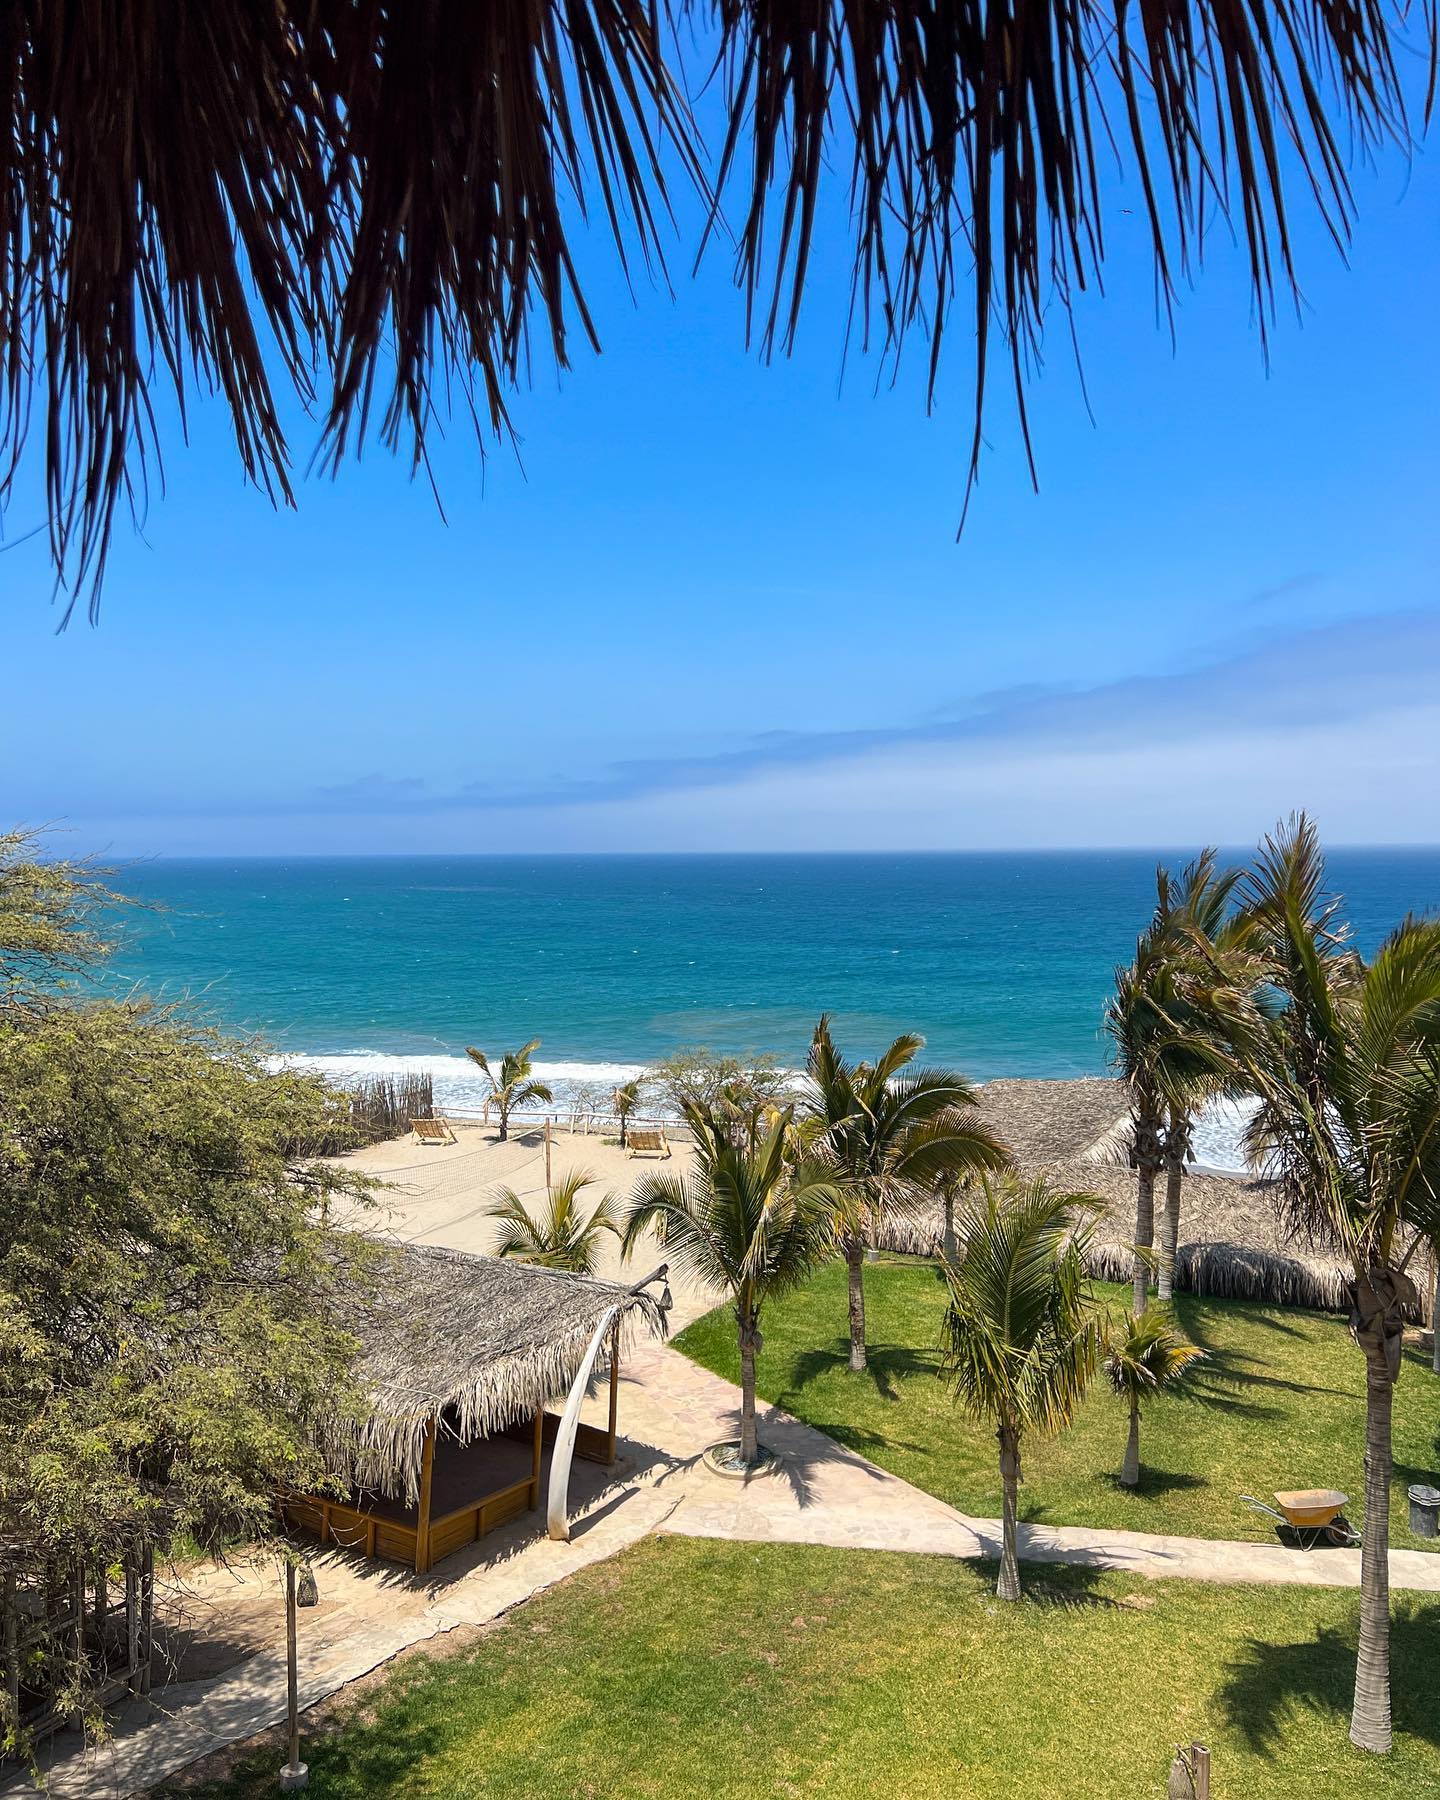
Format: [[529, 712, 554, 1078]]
[[279, 1557, 317, 1791]]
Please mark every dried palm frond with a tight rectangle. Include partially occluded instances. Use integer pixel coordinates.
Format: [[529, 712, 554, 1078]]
[[0, 0, 1425, 613]]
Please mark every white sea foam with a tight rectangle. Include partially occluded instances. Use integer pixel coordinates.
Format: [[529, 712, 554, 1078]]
[[268, 1051, 651, 1113], [1190, 1095, 1258, 1175]]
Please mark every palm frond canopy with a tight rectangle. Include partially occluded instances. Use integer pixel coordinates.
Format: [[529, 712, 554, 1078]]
[[941, 1175, 1102, 1436], [1240, 820, 1440, 1270], [3, 1, 1423, 614]]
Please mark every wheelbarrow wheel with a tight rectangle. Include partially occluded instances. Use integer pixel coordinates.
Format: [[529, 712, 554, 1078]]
[[1324, 1515, 1361, 1548]]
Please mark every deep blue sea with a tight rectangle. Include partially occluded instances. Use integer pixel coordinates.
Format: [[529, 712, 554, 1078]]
[[99, 850, 1440, 1143]]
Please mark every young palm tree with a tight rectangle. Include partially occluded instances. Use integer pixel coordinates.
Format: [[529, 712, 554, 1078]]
[[485, 1169, 620, 1274], [1232, 815, 1440, 1754], [805, 1015, 1010, 1374], [621, 1100, 843, 1466], [1103, 1308, 1206, 1487], [612, 1076, 645, 1150], [464, 1038, 554, 1141], [941, 1175, 1102, 1601]]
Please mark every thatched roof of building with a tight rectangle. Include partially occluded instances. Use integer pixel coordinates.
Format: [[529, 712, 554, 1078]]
[[974, 1077, 1130, 1169], [880, 1078, 1440, 1320], [340, 1241, 668, 1501]]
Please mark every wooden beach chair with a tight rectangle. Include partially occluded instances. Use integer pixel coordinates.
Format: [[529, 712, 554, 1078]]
[[411, 1115, 457, 1146], [626, 1128, 671, 1160]]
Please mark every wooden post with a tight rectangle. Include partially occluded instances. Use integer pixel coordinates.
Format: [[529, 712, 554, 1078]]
[[3, 1572, 19, 1735], [279, 1559, 308, 1789], [124, 1562, 139, 1694], [138, 1546, 154, 1697], [415, 1415, 436, 1576], [529, 1407, 544, 1509], [606, 1320, 620, 1464], [1192, 1745, 1210, 1800]]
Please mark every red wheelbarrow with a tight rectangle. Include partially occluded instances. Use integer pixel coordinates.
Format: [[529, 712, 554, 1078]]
[[1240, 1488, 1361, 1550]]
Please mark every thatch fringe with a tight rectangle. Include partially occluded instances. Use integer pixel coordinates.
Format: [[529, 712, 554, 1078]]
[[329, 1241, 667, 1503]]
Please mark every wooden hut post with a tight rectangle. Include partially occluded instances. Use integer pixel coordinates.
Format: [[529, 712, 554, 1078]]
[[415, 1414, 436, 1576], [124, 1560, 139, 1693], [529, 1407, 544, 1510], [3, 1572, 19, 1735], [138, 1545, 154, 1697], [606, 1318, 620, 1464]]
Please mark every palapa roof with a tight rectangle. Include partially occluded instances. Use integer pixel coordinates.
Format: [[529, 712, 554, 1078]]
[[341, 1241, 669, 1501], [975, 1077, 1130, 1169]]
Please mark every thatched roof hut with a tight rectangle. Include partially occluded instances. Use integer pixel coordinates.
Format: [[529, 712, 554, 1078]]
[[973, 1077, 1130, 1168], [343, 1241, 668, 1502], [876, 1077, 1429, 1318]]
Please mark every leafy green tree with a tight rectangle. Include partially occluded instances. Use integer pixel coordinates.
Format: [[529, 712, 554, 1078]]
[[804, 1016, 1009, 1373], [1229, 816, 1440, 1754], [0, 834, 377, 1733], [485, 1170, 621, 1274], [612, 1076, 646, 1149], [465, 1038, 554, 1140], [1102, 1308, 1206, 1487], [621, 1101, 842, 1466], [940, 1176, 1102, 1601], [650, 1048, 789, 1131]]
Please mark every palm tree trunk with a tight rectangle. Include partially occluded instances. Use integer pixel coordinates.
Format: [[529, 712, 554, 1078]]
[[846, 1239, 867, 1373], [942, 1193, 957, 1263], [1119, 1396, 1141, 1487], [619, 1114, 628, 1150], [497, 1100, 509, 1143], [1350, 1346, 1394, 1752], [1432, 1259, 1439, 1376], [997, 1426, 1022, 1602], [1157, 1159, 1183, 1303], [738, 1317, 759, 1465], [1132, 1162, 1156, 1314]]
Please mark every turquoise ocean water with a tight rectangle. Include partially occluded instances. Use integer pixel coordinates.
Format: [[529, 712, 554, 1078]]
[[101, 849, 1440, 1153]]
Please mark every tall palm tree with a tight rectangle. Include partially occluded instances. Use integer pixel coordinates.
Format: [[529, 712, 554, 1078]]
[[1232, 815, 1440, 1754], [1103, 1307, 1206, 1487], [485, 1169, 620, 1274], [805, 1017, 1010, 1375], [464, 1039, 553, 1142], [1106, 858, 1249, 1312], [621, 1100, 843, 1466], [612, 1077, 645, 1150], [1151, 856, 1262, 1302], [940, 1175, 1103, 1602]]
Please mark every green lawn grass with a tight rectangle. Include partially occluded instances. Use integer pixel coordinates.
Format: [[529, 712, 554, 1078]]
[[175, 1538, 1440, 1799], [673, 1259, 1440, 1547]]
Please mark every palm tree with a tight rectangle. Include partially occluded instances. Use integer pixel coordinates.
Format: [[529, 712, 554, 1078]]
[[1103, 1307, 1206, 1487], [1151, 856, 1262, 1302], [485, 1169, 621, 1274], [804, 1016, 1010, 1375], [1230, 815, 1440, 1754], [940, 1175, 1102, 1602], [612, 1077, 645, 1150], [1106, 858, 1249, 1312], [621, 1100, 843, 1466], [464, 1039, 553, 1142]]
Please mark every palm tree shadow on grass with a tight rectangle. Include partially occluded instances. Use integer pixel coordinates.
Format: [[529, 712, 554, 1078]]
[[785, 1341, 941, 1404], [1216, 1599, 1440, 1755]]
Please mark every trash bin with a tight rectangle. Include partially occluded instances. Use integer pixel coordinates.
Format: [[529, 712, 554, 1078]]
[[1408, 1484, 1440, 1538]]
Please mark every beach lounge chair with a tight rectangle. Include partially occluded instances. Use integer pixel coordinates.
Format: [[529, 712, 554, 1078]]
[[626, 1128, 671, 1159], [411, 1115, 457, 1146]]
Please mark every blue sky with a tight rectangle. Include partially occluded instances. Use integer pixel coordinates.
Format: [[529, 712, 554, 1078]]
[[5, 97, 1438, 855]]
